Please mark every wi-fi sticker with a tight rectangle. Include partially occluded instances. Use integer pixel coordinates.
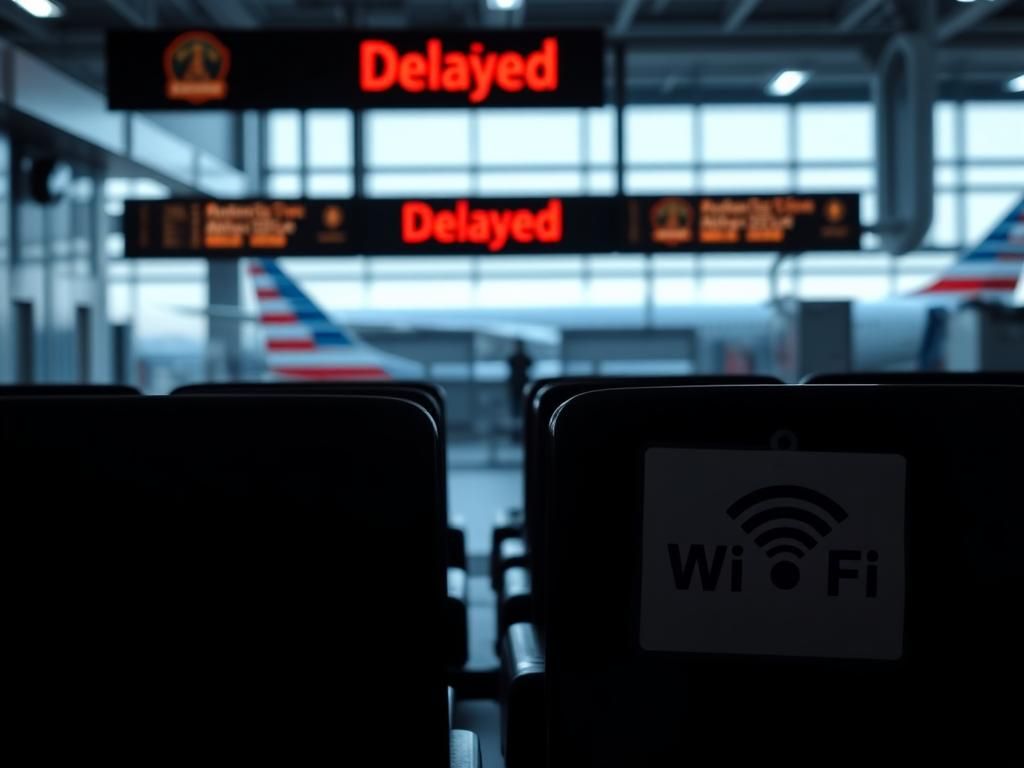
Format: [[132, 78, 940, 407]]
[[642, 448, 905, 659], [726, 485, 848, 590]]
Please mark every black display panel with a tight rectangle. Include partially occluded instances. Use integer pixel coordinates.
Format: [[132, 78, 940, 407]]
[[123, 194, 862, 257], [623, 194, 862, 252], [106, 28, 605, 109]]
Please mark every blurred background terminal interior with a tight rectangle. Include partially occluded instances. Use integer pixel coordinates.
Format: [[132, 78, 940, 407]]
[[1, 1, 1021, 408]]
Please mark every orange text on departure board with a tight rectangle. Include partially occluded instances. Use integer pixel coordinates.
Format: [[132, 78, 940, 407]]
[[699, 196, 817, 245], [204, 201, 308, 249]]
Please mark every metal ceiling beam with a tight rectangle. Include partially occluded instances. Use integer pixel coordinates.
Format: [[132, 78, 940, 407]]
[[162, 0, 196, 21], [105, 0, 156, 27], [836, 0, 887, 33], [625, 22, 874, 39], [938, 0, 1014, 42], [194, 0, 259, 28], [723, 0, 762, 33], [611, 0, 645, 36]]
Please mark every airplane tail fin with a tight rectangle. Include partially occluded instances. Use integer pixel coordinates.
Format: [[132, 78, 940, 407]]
[[248, 258, 391, 380], [917, 197, 1024, 297]]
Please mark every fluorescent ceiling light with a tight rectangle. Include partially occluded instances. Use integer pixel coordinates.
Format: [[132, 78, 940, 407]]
[[1007, 74, 1024, 93], [10, 0, 63, 18], [766, 70, 811, 97], [487, 0, 523, 10]]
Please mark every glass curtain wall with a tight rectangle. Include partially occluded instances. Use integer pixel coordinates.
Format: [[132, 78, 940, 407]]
[[107, 99, 1024, 382]]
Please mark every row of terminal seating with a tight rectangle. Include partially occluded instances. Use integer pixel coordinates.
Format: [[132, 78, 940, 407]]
[[3, 372, 1020, 766]]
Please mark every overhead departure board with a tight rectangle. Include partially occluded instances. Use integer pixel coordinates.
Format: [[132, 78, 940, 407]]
[[125, 200, 357, 257], [623, 194, 862, 252], [123, 194, 862, 257], [106, 28, 605, 110]]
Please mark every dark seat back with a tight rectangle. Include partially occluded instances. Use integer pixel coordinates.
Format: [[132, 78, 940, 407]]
[[172, 381, 468, 661], [803, 371, 1024, 384], [4, 395, 448, 765], [173, 380, 446, 426], [524, 375, 780, 628], [546, 384, 1020, 764], [173, 380, 450, 519]]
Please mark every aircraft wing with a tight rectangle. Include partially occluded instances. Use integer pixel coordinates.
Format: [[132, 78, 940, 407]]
[[171, 305, 561, 346], [172, 305, 262, 321], [338, 317, 562, 346]]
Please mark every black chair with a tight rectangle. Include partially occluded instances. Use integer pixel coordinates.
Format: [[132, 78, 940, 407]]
[[172, 380, 469, 669], [540, 384, 1020, 764], [0, 384, 140, 395], [174, 381, 460, 561], [803, 371, 1024, 384], [3, 394, 478, 766], [500, 375, 779, 767], [511, 375, 781, 635]]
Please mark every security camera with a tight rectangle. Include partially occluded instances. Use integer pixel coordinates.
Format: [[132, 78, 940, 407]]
[[29, 156, 73, 204]]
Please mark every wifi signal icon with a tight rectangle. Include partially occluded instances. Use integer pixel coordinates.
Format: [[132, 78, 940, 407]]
[[726, 485, 848, 590]]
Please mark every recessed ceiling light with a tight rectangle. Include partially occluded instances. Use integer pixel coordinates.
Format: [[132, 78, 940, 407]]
[[766, 70, 811, 97], [1007, 74, 1024, 93], [9, 0, 64, 18], [486, 0, 523, 10]]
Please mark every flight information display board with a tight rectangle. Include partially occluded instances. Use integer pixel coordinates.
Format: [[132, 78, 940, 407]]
[[623, 194, 862, 252], [125, 200, 358, 257], [123, 194, 862, 257], [106, 28, 605, 109]]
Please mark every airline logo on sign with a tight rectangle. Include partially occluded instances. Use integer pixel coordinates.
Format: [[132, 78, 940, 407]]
[[650, 197, 695, 246], [163, 31, 231, 105], [360, 37, 560, 104], [640, 448, 906, 660]]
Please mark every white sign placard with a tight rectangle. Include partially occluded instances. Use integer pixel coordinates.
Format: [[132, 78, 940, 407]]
[[640, 448, 906, 660]]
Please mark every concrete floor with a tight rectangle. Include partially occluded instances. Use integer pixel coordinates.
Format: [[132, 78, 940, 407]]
[[448, 457, 522, 558]]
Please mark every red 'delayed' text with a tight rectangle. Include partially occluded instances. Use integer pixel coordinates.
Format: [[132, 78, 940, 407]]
[[360, 37, 559, 104], [401, 199, 564, 252]]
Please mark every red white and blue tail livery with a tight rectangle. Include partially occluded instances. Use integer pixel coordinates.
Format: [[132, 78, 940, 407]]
[[249, 258, 420, 381], [918, 197, 1024, 297]]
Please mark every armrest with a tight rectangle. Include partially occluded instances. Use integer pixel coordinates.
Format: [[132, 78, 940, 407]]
[[447, 567, 468, 669], [500, 622, 545, 768], [496, 566, 533, 650], [490, 507, 525, 588], [450, 729, 482, 768], [496, 505, 524, 528], [492, 536, 528, 592]]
